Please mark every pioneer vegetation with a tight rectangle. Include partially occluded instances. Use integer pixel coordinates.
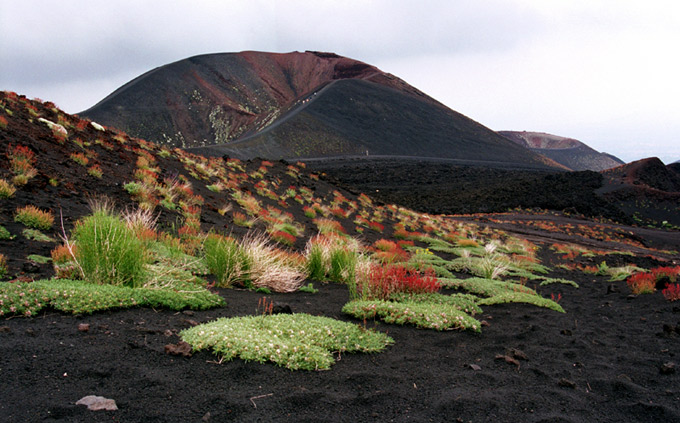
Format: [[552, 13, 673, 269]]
[[1, 51, 679, 421]]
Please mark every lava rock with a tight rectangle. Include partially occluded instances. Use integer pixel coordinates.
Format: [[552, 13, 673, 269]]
[[165, 341, 193, 357]]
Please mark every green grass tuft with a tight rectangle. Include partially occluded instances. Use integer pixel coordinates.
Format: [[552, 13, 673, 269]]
[[72, 207, 149, 287]]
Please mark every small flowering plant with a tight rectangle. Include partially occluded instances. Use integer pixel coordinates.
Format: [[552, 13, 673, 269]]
[[180, 313, 393, 370], [342, 299, 481, 332]]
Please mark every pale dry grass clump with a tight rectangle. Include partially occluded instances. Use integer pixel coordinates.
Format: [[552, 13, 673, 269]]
[[242, 233, 306, 293]]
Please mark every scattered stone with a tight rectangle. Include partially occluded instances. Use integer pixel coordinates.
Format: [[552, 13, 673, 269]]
[[495, 354, 520, 369], [469, 364, 482, 371], [165, 341, 193, 357], [22, 262, 40, 273], [0, 326, 11, 333], [78, 323, 90, 332], [75, 395, 118, 411], [558, 378, 577, 389], [272, 303, 292, 314], [660, 362, 676, 375], [184, 319, 199, 327], [164, 329, 174, 337], [480, 320, 490, 327], [202, 411, 211, 421], [509, 348, 528, 361], [182, 310, 195, 316], [25, 328, 35, 336]]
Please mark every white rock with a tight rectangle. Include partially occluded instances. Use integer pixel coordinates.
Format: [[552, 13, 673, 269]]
[[90, 121, 105, 131], [37, 117, 68, 137], [75, 395, 118, 411]]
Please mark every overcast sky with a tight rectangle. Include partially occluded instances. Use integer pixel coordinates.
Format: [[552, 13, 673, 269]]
[[1, 0, 678, 163]]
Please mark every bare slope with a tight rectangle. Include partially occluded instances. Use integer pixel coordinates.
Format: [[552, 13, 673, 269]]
[[79, 51, 432, 149], [81, 51, 561, 170], [499, 130, 624, 171], [193, 79, 560, 169]]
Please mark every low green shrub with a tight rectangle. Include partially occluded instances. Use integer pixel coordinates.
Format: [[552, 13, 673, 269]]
[[477, 292, 564, 313], [342, 299, 481, 332], [389, 292, 482, 315], [0, 279, 224, 317], [22, 228, 55, 242], [439, 277, 536, 297], [181, 313, 393, 370]]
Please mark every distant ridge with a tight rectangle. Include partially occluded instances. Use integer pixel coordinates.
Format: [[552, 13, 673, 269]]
[[81, 51, 563, 170], [499, 131, 624, 171]]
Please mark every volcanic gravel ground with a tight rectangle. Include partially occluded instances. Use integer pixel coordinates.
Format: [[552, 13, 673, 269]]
[[1, 243, 679, 422]]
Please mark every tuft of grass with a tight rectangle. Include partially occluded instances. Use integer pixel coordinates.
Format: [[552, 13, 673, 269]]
[[72, 205, 149, 287], [180, 313, 393, 370], [203, 234, 250, 288], [14, 205, 54, 230], [0, 179, 16, 198]]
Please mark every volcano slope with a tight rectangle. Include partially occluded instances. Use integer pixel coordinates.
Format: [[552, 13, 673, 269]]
[[1, 92, 680, 422], [499, 131, 625, 172], [79, 50, 437, 150], [80, 50, 560, 171]]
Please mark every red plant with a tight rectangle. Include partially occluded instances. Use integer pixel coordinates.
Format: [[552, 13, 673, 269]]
[[74, 119, 89, 131], [368, 221, 384, 232], [627, 272, 656, 295], [271, 230, 296, 246], [330, 206, 347, 219], [374, 239, 398, 252], [550, 293, 562, 303], [0, 115, 8, 129], [372, 239, 408, 264], [393, 228, 410, 240], [364, 265, 439, 300], [662, 284, 680, 301], [651, 266, 680, 283], [8, 144, 35, 164], [303, 206, 317, 218]]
